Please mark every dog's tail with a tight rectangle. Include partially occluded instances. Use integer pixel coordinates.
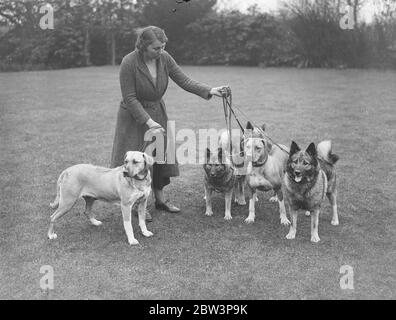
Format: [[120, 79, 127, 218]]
[[317, 140, 339, 165], [49, 170, 66, 209]]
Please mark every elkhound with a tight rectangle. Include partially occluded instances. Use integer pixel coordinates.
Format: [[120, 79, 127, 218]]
[[283, 140, 339, 243]]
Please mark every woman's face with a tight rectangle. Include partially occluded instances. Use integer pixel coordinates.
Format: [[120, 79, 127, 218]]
[[145, 40, 166, 60]]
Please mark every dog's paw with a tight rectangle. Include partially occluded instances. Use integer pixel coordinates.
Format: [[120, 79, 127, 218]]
[[90, 218, 103, 226], [280, 216, 291, 226], [205, 210, 213, 216], [128, 238, 140, 245], [48, 233, 57, 240], [244, 216, 255, 224], [235, 199, 247, 206], [224, 215, 232, 221], [143, 230, 153, 237], [331, 219, 339, 226], [269, 195, 278, 203], [310, 234, 320, 243], [305, 211, 311, 216], [286, 230, 296, 239]]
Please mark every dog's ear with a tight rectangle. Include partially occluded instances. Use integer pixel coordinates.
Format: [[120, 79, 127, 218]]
[[290, 141, 300, 155], [306, 142, 317, 158], [206, 148, 211, 163], [265, 139, 272, 153], [217, 147, 223, 163], [246, 121, 254, 130], [143, 152, 154, 169]]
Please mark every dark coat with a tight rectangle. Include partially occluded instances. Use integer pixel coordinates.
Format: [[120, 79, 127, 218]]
[[110, 49, 212, 180]]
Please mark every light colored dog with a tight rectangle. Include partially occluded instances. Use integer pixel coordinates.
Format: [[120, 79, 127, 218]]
[[48, 151, 154, 245], [244, 121, 290, 225]]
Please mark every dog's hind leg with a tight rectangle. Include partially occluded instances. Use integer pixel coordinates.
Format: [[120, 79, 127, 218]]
[[269, 190, 278, 203], [245, 191, 256, 224], [310, 209, 320, 243], [224, 190, 233, 220], [234, 177, 246, 205], [48, 196, 78, 240], [138, 198, 153, 238], [276, 189, 290, 226], [83, 196, 102, 226], [328, 191, 339, 226]]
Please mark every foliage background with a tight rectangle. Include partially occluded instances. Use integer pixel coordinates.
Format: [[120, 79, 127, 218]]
[[0, 0, 396, 71]]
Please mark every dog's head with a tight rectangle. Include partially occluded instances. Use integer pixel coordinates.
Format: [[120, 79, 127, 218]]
[[286, 141, 319, 183], [244, 121, 272, 163], [123, 151, 154, 178], [204, 148, 228, 178]]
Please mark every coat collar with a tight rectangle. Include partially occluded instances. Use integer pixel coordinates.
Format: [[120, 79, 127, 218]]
[[136, 49, 164, 90]]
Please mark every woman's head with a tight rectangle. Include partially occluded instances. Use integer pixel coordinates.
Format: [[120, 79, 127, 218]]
[[135, 26, 168, 59]]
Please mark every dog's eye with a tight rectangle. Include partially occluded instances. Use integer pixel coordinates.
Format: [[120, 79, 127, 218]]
[[303, 160, 309, 166]]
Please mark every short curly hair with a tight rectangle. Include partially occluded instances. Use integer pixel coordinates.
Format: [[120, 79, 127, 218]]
[[135, 26, 168, 52]]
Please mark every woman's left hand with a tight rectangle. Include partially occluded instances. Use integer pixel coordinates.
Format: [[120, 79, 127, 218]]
[[210, 86, 229, 97]]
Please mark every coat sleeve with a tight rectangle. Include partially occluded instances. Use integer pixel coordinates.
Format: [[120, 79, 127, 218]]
[[165, 52, 212, 100], [119, 57, 150, 125]]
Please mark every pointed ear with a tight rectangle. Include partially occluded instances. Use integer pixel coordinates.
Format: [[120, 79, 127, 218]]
[[217, 148, 223, 163], [265, 140, 272, 153], [306, 142, 317, 158], [143, 152, 154, 168], [246, 121, 254, 130], [290, 141, 300, 155], [206, 148, 211, 163]]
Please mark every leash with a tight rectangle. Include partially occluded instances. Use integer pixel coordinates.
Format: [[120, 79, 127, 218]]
[[221, 87, 289, 156], [230, 101, 290, 155], [139, 125, 164, 152]]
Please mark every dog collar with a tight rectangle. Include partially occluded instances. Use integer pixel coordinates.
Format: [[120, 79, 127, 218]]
[[252, 154, 268, 167], [133, 170, 149, 181]]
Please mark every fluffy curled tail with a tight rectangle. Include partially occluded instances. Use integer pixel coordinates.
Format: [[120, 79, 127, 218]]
[[49, 170, 66, 209], [317, 140, 339, 164]]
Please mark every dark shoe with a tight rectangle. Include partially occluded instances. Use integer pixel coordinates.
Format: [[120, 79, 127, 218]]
[[155, 200, 181, 213]]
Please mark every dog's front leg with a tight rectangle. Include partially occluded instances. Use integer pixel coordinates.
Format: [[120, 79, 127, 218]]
[[310, 209, 320, 243], [224, 189, 233, 220], [138, 198, 153, 238], [286, 208, 298, 240], [121, 202, 139, 245], [245, 190, 256, 224], [276, 189, 290, 226], [204, 184, 213, 216]]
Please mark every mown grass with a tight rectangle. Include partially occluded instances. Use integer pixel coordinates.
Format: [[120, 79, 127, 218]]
[[0, 66, 395, 299]]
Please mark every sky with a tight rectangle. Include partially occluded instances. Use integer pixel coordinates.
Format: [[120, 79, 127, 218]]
[[217, 0, 382, 22]]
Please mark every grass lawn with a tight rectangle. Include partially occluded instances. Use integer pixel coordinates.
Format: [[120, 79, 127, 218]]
[[0, 65, 395, 299]]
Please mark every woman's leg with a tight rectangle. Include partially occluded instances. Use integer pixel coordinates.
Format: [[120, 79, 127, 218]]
[[152, 164, 180, 212]]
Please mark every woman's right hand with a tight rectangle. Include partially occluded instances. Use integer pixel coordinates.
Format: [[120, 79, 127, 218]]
[[145, 119, 165, 136]]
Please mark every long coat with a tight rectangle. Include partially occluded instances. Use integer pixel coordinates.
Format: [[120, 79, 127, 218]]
[[110, 49, 212, 180]]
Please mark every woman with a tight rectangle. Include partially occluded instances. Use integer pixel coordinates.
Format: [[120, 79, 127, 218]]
[[110, 26, 226, 220]]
